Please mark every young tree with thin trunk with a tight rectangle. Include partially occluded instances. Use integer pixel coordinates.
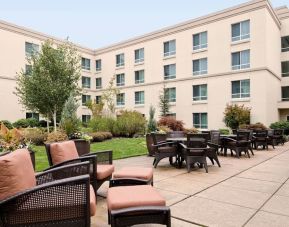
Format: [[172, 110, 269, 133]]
[[159, 85, 171, 117], [15, 40, 81, 132]]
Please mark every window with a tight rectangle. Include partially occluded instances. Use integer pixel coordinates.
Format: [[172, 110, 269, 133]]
[[282, 87, 289, 101], [135, 91, 145, 105], [165, 87, 176, 102], [81, 58, 90, 70], [116, 53, 125, 67], [164, 40, 176, 57], [193, 84, 207, 101], [116, 73, 125, 86], [281, 36, 289, 52], [193, 113, 208, 129], [135, 70, 145, 84], [116, 93, 125, 106], [26, 112, 39, 121], [282, 61, 289, 77], [232, 20, 250, 42], [95, 95, 102, 104], [82, 115, 91, 123], [193, 32, 207, 51], [193, 58, 208, 75], [96, 59, 101, 71], [135, 48, 144, 63], [164, 64, 176, 80], [232, 50, 250, 70], [25, 64, 32, 75], [96, 78, 102, 89], [25, 42, 39, 56], [82, 95, 91, 106], [82, 76, 91, 88], [232, 79, 250, 99]]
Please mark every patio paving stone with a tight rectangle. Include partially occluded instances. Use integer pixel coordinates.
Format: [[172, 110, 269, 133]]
[[245, 211, 289, 227]]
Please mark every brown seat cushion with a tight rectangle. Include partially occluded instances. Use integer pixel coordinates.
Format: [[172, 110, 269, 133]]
[[0, 149, 36, 201], [107, 185, 165, 210], [50, 141, 79, 165], [90, 185, 96, 216], [113, 167, 153, 181], [97, 164, 114, 180]]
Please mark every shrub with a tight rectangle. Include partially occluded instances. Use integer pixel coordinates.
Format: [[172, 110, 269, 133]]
[[157, 125, 172, 133], [239, 123, 267, 130], [89, 117, 116, 132], [223, 104, 250, 129], [113, 110, 146, 137], [13, 118, 39, 128], [0, 120, 13, 129], [270, 121, 289, 135], [147, 105, 157, 133], [46, 131, 68, 143], [23, 128, 47, 145], [158, 117, 184, 131], [219, 128, 230, 135], [89, 132, 112, 142]]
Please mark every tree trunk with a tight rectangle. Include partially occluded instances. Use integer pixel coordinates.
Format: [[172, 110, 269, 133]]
[[47, 114, 50, 133], [53, 110, 57, 132]]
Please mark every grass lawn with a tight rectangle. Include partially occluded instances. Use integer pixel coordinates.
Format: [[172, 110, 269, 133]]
[[33, 137, 147, 172]]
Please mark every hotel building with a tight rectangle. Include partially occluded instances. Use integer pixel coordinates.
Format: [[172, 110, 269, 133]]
[[0, 0, 289, 129]]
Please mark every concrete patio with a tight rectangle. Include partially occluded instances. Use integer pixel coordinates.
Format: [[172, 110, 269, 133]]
[[92, 143, 289, 227]]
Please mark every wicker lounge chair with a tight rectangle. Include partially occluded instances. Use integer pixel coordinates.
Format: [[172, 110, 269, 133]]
[[45, 140, 114, 193], [0, 149, 95, 227]]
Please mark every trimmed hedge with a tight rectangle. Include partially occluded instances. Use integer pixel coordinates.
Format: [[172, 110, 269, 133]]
[[13, 118, 39, 128]]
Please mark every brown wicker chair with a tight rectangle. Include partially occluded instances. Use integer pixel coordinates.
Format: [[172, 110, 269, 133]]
[[45, 140, 113, 193], [253, 130, 269, 150], [273, 129, 285, 145], [207, 131, 221, 167], [223, 130, 251, 158], [167, 131, 185, 138], [151, 133, 177, 168], [180, 133, 209, 173], [267, 129, 276, 149], [0, 150, 94, 227]]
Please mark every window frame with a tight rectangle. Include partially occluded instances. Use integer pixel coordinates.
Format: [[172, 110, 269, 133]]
[[82, 115, 91, 123], [95, 77, 102, 89], [81, 58, 91, 70], [193, 31, 208, 51], [163, 40, 176, 57], [193, 58, 208, 76], [165, 87, 176, 103], [282, 86, 289, 101], [116, 73, 125, 86], [231, 79, 250, 99], [25, 42, 39, 56], [82, 76, 91, 89], [164, 64, 176, 80], [26, 112, 39, 121], [282, 61, 289, 77], [82, 94, 91, 106], [135, 70, 145, 84], [231, 50, 250, 70], [116, 53, 125, 67], [96, 59, 102, 71], [231, 20, 250, 42], [116, 93, 125, 106], [281, 36, 289, 53], [193, 84, 207, 101], [193, 113, 208, 129], [95, 95, 102, 104], [135, 48, 144, 63], [135, 91, 145, 105]]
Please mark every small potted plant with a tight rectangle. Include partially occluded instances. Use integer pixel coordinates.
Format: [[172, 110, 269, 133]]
[[69, 132, 92, 156]]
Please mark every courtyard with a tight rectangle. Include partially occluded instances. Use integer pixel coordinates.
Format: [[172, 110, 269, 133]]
[[93, 143, 289, 226]]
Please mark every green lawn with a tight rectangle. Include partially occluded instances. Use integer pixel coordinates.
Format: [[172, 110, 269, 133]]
[[33, 137, 147, 172]]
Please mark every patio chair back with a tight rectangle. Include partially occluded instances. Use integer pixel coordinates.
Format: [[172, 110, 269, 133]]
[[254, 130, 268, 138], [236, 130, 250, 141], [274, 129, 284, 136], [267, 129, 274, 136], [151, 133, 167, 146], [186, 133, 208, 148], [167, 131, 185, 138], [210, 130, 220, 145]]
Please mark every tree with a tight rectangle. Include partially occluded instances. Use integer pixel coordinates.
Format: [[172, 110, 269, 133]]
[[15, 40, 81, 132], [159, 85, 170, 117], [101, 76, 120, 117], [60, 93, 81, 136], [86, 99, 104, 118], [223, 104, 251, 129], [147, 105, 157, 132]]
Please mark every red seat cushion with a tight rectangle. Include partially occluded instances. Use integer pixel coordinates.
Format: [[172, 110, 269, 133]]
[[0, 149, 36, 201], [107, 185, 165, 210], [97, 165, 114, 180], [50, 141, 79, 165], [113, 167, 153, 181]]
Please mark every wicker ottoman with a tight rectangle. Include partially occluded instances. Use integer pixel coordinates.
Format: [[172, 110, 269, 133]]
[[109, 167, 153, 187], [107, 185, 171, 227]]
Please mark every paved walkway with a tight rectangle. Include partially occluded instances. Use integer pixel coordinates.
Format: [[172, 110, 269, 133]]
[[92, 143, 289, 227]]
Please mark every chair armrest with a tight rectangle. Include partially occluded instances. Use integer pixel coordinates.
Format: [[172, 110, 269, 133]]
[[179, 143, 187, 149], [0, 175, 90, 226], [36, 161, 90, 185], [224, 137, 237, 142], [89, 150, 113, 164], [207, 142, 219, 149], [152, 141, 176, 147]]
